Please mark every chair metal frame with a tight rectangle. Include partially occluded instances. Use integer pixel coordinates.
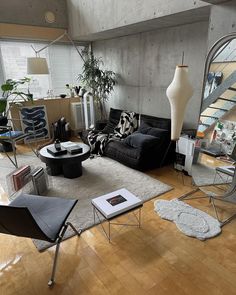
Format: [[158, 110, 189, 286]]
[[179, 165, 236, 228], [47, 221, 82, 286], [0, 118, 37, 167], [209, 168, 236, 227], [0, 195, 81, 287]]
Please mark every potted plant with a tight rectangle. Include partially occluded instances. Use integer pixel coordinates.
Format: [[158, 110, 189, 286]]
[[0, 77, 33, 125], [78, 48, 116, 120]]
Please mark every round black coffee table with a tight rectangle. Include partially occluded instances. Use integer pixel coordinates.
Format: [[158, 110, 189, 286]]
[[39, 143, 90, 179]]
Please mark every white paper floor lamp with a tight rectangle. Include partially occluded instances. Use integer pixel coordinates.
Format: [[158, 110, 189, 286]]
[[166, 65, 193, 141], [160, 64, 193, 168]]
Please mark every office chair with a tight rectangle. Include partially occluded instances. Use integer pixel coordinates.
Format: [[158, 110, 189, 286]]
[[0, 193, 81, 286]]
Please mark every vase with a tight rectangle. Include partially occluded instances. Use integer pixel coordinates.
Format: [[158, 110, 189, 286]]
[[70, 90, 75, 98]]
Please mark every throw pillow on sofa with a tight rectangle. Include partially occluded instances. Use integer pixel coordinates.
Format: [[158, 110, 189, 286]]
[[114, 111, 139, 138], [123, 132, 161, 150], [138, 122, 169, 138]]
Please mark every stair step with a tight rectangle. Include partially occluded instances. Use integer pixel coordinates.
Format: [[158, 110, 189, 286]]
[[208, 106, 228, 111], [201, 70, 236, 111], [229, 87, 236, 91], [198, 125, 207, 133], [200, 115, 219, 119], [200, 123, 211, 127], [218, 97, 236, 103], [200, 117, 217, 127]]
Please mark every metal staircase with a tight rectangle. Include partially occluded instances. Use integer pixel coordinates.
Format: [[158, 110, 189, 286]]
[[198, 70, 236, 133]]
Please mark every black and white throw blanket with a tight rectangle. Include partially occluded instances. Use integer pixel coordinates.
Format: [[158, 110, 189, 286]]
[[88, 111, 138, 155]]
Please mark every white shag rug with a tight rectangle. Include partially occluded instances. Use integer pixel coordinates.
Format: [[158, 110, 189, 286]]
[[154, 199, 221, 240], [0, 153, 172, 250]]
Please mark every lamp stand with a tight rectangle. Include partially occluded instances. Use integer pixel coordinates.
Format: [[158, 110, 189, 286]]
[[159, 140, 176, 168], [27, 31, 85, 75]]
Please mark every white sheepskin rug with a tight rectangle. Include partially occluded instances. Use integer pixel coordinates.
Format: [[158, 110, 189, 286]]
[[154, 199, 221, 240]]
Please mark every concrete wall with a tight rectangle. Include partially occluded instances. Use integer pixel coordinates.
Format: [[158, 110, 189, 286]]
[[208, 0, 236, 48], [67, 0, 209, 41], [93, 21, 209, 129], [0, 0, 68, 29]]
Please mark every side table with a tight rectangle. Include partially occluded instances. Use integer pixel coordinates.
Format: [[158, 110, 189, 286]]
[[92, 188, 143, 242]]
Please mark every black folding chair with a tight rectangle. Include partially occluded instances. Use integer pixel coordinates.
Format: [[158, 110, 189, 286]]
[[0, 193, 81, 286]]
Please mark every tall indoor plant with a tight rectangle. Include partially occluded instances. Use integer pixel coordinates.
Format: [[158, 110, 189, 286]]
[[78, 48, 116, 120], [0, 77, 33, 125]]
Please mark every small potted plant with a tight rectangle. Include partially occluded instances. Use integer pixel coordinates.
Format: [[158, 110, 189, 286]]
[[0, 77, 33, 125]]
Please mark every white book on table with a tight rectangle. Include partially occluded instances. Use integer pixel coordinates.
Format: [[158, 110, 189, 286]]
[[92, 188, 142, 219], [61, 141, 80, 149]]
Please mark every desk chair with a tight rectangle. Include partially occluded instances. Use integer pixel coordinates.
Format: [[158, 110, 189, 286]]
[[0, 193, 81, 286]]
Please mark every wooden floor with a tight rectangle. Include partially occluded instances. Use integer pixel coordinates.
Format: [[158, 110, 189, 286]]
[[1, 146, 236, 295]]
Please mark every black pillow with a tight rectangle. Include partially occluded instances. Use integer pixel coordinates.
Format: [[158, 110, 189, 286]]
[[123, 132, 160, 150], [102, 108, 123, 134], [138, 122, 169, 138]]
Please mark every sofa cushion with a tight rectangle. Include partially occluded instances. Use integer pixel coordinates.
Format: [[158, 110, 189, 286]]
[[104, 140, 141, 159], [138, 122, 169, 138], [123, 132, 160, 150], [140, 114, 171, 131]]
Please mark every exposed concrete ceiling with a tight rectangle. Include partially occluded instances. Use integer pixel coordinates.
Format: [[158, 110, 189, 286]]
[[201, 0, 230, 4], [74, 6, 211, 41]]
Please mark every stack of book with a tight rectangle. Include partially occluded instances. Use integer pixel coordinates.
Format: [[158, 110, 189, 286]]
[[31, 167, 48, 195], [12, 165, 31, 191], [47, 146, 67, 156], [61, 141, 83, 154]]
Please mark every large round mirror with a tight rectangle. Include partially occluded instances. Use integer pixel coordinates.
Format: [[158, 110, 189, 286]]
[[189, 33, 236, 188]]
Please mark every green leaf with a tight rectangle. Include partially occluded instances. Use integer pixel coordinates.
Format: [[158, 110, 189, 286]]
[[1, 83, 13, 92]]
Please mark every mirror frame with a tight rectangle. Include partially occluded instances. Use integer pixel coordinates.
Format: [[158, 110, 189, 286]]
[[199, 32, 236, 117]]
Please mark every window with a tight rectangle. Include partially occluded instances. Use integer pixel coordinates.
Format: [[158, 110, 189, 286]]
[[0, 40, 85, 99]]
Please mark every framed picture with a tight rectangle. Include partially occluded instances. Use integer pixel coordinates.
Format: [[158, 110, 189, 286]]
[[20, 105, 50, 142]]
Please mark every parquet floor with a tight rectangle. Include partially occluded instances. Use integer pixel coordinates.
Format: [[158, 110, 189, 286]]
[[0, 145, 236, 295]]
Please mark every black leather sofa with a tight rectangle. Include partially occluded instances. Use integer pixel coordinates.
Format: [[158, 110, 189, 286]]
[[81, 108, 175, 171]]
